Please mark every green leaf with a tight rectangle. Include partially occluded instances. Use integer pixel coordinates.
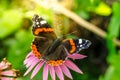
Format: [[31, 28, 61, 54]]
[[5, 30, 33, 68], [108, 2, 120, 37], [99, 66, 114, 80], [0, 9, 22, 39], [99, 51, 120, 80], [75, 0, 101, 19], [76, 10, 90, 19], [112, 2, 120, 17], [108, 17, 120, 37], [106, 35, 116, 63], [95, 2, 112, 16]]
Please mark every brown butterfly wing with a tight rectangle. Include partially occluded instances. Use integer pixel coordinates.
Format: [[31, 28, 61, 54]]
[[32, 14, 57, 40]]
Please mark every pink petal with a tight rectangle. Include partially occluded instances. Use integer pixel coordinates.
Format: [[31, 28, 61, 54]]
[[49, 65, 55, 80], [0, 65, 7, 70], [0, 62, 5, 67], [1, 70, 16, 76], [26, 57, 38, 68], [24, 59, 40, 76], [43, 64, 49, 80], [68, 53, 87, 59], [31, 60, 45, 79], [1, 77, 13, 80], [26, 51, 34, 58], [54, 66, 64, 80], [24, 55, 34, 65], [0, 62, 7, 70], [65, 60, 83, 74], [60, 64, 72, 79]]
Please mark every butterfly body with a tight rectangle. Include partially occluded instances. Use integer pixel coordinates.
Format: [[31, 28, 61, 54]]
[[31, 14, 91, 62]]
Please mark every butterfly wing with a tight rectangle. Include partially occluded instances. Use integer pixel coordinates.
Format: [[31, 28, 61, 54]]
[[45, 38, 91, 60], [32, 14, 57, 40], [31, 14, 91, 61], [31, 14, 57, 58], [32, 37, 53, 58], [62, 39, 92, 54]]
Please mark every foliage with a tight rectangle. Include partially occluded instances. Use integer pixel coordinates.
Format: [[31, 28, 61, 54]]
[[99, 2, 120, 80], [0, 0, 119, 80], [0, 10, 22, 39]]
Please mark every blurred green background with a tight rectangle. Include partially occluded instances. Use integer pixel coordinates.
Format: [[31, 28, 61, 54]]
[[0, 0, 120, 80]]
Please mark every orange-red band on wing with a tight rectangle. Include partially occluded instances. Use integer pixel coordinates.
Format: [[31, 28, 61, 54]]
[[47, 60, 64, 66], [31, 44, 41, 58], [69, 39, 76, 54], [34, 28, 53, 35]]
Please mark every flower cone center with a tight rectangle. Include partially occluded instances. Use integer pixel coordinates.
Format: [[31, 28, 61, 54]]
[[47, 60, 64, 66]]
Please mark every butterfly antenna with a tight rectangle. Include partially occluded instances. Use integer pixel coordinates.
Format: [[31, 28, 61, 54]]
[[61, 31, 78, 39], [67, 31, 77, 35]]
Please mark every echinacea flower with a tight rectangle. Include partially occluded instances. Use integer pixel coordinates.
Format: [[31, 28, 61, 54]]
[[24, 50, 86, 80], [0, 58, 20, 80], [24, 14, 91, 80]]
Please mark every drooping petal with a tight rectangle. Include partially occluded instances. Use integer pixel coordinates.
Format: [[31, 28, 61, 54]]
[[1, 77, 15, 80], [0, 61, 6, 68], [0, 58, 19, 80], [1, 70, 16, 76], [0, 60, 9, 70], [31, 60, 45, 79], [0, 64, 7, 70], [54, 66, 64, 80], [68, 53, 87, 59], [65, 60, 83, 74], [49, 65, 55, 80], [60, 64, 72, 79], [24, 58, 40, 76], [43, 64, 49, 80]]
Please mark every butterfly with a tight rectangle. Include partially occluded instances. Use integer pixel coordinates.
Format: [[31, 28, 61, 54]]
[[31, 14, 91, 61]]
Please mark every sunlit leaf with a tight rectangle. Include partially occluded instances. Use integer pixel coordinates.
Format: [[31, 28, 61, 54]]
[[108, 2, 120, 37], [0, 9, 23, 39], [95, 2, 112, 16]]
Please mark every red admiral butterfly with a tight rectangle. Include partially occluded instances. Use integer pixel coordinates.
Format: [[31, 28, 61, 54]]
[[31, 14, 91, 63]]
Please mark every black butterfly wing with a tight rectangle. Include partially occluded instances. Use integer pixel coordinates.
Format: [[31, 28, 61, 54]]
[[62, 39, 92, 54], [32, 14, 57, 40], [43, 38, 91, 61], [31, 37, 54, 58], [31, 14, 57, 58]]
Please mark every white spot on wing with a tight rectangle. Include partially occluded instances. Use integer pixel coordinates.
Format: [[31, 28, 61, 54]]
[[86, 40, 88, 42], [79, 39, 82, 44], [40, 20, 47, 24], [80, 45, 82, 47], [36, 22, 39, 25], [38, 16, 42, 19]]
